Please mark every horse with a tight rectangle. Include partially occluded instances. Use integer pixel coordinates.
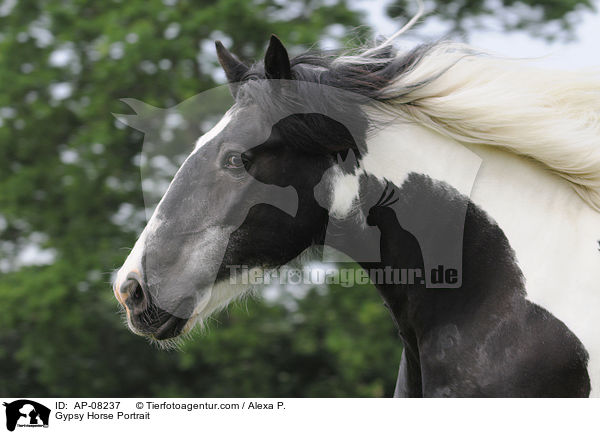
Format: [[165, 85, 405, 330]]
[[113, 33, 600, 397]]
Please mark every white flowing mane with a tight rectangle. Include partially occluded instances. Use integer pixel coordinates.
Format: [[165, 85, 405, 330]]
[[363, 42, 600, 211]]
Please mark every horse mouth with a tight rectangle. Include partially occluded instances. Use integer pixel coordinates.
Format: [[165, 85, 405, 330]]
[[124, 292, 192, 341], [126, 311, 190, 342], [152, 315, 189, 340]]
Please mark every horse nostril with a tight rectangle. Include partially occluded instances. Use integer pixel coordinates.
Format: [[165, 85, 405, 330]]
[[123, 276, 147, 310], [132, 283, 143, 301]]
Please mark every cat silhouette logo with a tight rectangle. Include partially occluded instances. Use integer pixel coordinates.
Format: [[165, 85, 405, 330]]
[[3, 400, 50, 431]]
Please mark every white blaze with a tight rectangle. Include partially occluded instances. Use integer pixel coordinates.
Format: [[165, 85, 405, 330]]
[[115, 110, 234, 296]]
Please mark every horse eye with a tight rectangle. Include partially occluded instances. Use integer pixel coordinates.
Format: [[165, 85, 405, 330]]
[[224, 153, 245, 169]]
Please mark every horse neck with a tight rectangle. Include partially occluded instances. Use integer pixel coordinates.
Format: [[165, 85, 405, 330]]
[[320, 117, 599, 396], [321, 122, 533, 364], [325, 176, 523, 327]]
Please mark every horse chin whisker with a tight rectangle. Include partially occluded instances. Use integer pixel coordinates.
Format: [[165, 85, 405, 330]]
[[160, 283, 260, 344], [146, 334, 187, 352]]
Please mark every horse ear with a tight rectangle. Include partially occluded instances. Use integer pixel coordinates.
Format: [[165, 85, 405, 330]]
[[264, 34, 292, 80], [215, 40, 249, 97]]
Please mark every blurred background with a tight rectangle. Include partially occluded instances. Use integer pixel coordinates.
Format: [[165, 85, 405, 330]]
[[0, 0, 598, 397]]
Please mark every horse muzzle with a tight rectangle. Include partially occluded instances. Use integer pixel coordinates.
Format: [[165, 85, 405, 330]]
[[114, 272, 189, 340]]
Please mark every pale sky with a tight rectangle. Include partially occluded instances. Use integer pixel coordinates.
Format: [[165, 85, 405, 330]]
[[358, 0, 600, 69]]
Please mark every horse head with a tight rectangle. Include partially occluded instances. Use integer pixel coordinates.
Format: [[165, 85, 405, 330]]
[[113, 36, 367, 343]]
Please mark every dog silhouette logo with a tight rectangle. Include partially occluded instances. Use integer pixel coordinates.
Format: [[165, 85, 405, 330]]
[[3, 400, 50, 431]]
